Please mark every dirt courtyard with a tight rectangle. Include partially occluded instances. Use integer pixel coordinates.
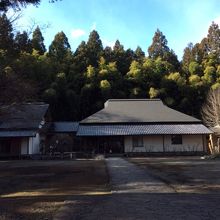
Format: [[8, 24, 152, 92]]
[[1, 157, 220, 219], [0, 159, 109, 220], [54, 157, 220, 220]]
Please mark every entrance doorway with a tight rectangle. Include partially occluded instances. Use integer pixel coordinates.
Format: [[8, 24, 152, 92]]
[[0, 138, 21, 156], [83, 136, 124, 154], [98, 136, 124, 154]]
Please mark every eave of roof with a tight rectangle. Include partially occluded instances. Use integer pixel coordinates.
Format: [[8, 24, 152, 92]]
[[0, 130, 37, 137], [50, 122, 79, 133], [77, 124, 212, 136]]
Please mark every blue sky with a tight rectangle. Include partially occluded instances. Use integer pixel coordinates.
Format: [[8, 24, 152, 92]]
[[10, 0, 220, 60]]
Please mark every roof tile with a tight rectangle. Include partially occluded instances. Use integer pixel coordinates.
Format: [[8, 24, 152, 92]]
[[77, 124, 212, 136]]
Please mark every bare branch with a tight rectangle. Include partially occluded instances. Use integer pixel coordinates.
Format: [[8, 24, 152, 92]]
[[25, 17, 51, 36]]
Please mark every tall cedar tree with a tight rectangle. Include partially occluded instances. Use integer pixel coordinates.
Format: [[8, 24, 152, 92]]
[[112, 40, 134, 75], [73, 41, 89, 73], [86, 30, 103, 67], [148, 29, 179, 70], [103, 46, 113, 63], [207, 22, 220, 59], [148, 29, 169, 59], [0, 14, 15, 67], [134, 46, 145, 61], [182, 42, 194, 73], [31, 26, 46, 55], [192, 43, 204, 63], [48, 31, 71, 61], [14, 31, 32, 53], [0, 14, 14, 52]]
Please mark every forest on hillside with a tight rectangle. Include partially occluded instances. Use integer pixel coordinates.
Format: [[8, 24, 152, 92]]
[[1, 5, 220, 121]]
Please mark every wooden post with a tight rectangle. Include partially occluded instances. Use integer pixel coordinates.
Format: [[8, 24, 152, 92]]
[[163, 135, 165, 153], [202, 135, 205, 153]]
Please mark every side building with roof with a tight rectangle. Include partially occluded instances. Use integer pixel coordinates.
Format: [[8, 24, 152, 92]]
[[77, 99, 212, 155], [46, 122, 80, 154], [0, 103, 50, 158]]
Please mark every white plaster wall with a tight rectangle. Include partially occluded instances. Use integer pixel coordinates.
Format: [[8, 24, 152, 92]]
[[143, 136, 164, 152], [164, 135, 204, 152], [124, 136, 133, 152], [21, 138, 29, 155], [124, 135, 205, 153], [124, 135, 163, 152], [28, 133, 40, 154]]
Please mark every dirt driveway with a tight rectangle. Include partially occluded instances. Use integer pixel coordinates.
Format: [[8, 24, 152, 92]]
[[128, 156, 220, 193], [0, 160, 108, 220]]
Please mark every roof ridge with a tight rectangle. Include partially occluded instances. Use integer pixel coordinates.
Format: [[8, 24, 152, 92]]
[[53, 121, 79, 123], [106, 99, 161, 102]]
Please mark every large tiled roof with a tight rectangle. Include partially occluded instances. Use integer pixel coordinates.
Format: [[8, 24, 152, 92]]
[[80, 99, 201, 124], [77, 124, 212, 136], [0, 103, 49, 132], [50, 122, 79, 133]]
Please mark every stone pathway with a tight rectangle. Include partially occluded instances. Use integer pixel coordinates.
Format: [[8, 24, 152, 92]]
[[54, 158, 220, 220], [107, 157, 174, 193]]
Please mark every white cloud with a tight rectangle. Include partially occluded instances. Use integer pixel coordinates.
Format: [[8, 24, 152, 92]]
[[71, 29, 86, 39], [91, 22, 97, 30], [102, 39, 115, 48]]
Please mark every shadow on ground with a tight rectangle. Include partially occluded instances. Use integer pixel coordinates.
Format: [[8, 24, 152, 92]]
[[55, 192, 220, 220]]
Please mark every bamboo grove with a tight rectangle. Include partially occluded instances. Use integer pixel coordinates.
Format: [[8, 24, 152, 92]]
[[1, 13, 220, 121]]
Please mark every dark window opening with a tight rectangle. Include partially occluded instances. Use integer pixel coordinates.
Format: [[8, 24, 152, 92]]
[[171, 135, 182, 145]]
